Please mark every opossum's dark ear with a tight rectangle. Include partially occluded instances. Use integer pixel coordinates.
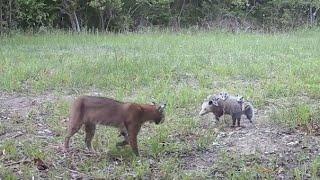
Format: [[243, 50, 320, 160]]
[[152, 101, 156, 105], [208, 100, 213, 105]]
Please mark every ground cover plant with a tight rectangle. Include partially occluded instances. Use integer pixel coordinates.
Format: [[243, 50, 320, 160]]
[[0, 29, 320, 179]]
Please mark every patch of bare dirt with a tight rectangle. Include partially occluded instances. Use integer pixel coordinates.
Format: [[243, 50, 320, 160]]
[[2, 91, 320, 178], [184, 107, 320, 178], [0, 88, 111, 118], [0, 92, 57, 118]]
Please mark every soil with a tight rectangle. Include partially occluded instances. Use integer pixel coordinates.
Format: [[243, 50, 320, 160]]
[[1, 92, 320, 179], [186, 107, 320, 179]]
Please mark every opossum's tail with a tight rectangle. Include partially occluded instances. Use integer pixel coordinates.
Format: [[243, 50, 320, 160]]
[[243, 102, 254, 123]]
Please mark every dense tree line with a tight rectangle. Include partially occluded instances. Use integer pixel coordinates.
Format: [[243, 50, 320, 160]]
[[0, 0, 319, 33]]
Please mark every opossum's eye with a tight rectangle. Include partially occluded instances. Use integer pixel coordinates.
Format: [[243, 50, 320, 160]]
[[208, 100, 213, 105]]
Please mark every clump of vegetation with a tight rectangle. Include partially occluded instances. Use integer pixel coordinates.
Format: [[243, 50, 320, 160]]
[[271, 103, 320, 133]]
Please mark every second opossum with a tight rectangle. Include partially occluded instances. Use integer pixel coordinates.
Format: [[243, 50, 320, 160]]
[[199, 94, 254, 127]]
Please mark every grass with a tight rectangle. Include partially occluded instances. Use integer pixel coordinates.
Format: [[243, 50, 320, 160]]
[[0, 29, 320, 179], [271, 103, 320, 128]]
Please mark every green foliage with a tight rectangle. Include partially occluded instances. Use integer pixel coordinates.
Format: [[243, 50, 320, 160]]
[[15, 0, 52, 29], [1, 0, 320, 32]]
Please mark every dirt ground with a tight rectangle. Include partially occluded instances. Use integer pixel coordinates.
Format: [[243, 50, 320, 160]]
[[187, 107, 320, 179], [1, 92, 320, 179]]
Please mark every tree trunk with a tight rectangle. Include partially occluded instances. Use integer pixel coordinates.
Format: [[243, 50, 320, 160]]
[[73, 11, 80, 32], [61, 0, 80, 32], [9, 0, 11, 29], [310, 4, 313, 26], [105, 9, 112, 31], [68, 11, 80, 32], [313, 8, 319, 25], [99, 10, 105, 31], [69, 14, 77, 31], [0, 0, 3, 34]]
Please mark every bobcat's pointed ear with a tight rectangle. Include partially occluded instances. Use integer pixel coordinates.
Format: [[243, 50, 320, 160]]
[[158, 103, 166, 112]]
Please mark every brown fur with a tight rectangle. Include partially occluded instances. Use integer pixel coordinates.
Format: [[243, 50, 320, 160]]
[[64, 96, 166, 156]]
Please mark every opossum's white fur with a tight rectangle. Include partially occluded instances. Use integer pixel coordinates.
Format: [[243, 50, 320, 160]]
[[204, 92, 255, 126], [217, 92, 245, 111], [218, 92, 229, 101], [218, 92, 244, 102], [199, 95, 224, 121], [235, 95, 244, 103], [199, 100, 212, 116]]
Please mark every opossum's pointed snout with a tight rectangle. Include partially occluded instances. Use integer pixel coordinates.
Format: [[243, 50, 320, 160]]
[[199, 110, 206, 116]]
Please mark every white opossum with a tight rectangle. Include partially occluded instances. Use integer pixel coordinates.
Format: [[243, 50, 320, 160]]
[[219, 92, 245, 110], [200, 94, 254, 127]]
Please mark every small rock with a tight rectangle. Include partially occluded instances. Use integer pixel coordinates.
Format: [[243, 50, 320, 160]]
[[305, 173, 311, 178], [212, 142, 219, 146], [277, 167, 285, 174], [264, 150, 275, 155], [228, 132, 235, 136], [217, 132, 227, 138], [38, 129, 54, 136], [149, 159, 155, 165], [287, 141, 300, 146]]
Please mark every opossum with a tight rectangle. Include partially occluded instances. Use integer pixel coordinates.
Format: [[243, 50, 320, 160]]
[[219, 92, 244, 104], [199, 98, 224, 121], [219, 92, 245, 110], [218, 92, 229, 101], [199, 94, 254, 127]]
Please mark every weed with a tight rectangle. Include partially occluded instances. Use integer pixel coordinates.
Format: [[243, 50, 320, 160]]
[[271, 103, 319, 127]]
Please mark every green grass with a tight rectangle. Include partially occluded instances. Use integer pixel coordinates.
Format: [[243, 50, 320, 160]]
[[1, 30, 320, 100], [0, 29, 320, 179], [271, 103, 320, 128]]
